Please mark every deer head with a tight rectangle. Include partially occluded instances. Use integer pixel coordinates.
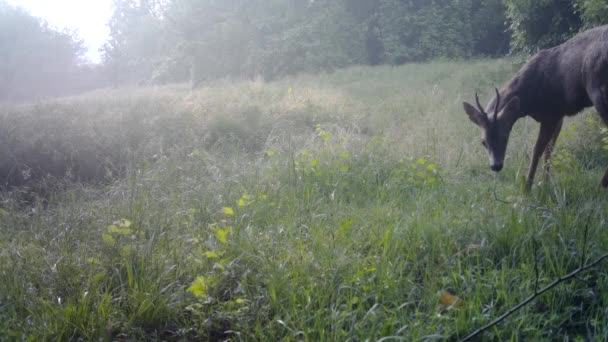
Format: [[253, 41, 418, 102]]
[[463, 89, 521, 172]]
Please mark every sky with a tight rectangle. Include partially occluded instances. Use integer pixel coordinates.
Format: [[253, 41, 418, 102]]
[[6, 0, 113, 63]]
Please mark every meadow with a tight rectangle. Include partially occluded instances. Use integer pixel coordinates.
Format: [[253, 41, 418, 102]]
[[2, 59, 608, 341]]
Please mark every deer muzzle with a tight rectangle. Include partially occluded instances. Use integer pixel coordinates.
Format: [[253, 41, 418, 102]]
[[490, 163, 503, 172]]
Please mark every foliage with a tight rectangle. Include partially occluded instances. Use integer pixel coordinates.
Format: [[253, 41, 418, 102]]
[[163, 0, 370, 82], [505, 0, 585, 52], [504, 0, 608, 52], [0, 1, 93, 101], [576, 0, 608, 28], [104, 0, 511, 83], [378, 0, 475, 63], [470, 0, 511, 57], [6, 0, 608, 95], [102, 0, 173, 84], [96, 0, 608, 83]]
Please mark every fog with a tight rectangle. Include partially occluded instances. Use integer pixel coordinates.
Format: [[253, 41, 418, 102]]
[[0, 0, 606, 102], [5, 0, 112, 62]]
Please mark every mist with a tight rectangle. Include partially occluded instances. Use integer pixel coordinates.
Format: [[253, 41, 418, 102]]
[[2, 1, 608, 340]]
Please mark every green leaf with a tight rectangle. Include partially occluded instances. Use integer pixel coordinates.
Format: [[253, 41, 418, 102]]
[[107, 225, 132, 235], [223, 207, 235, 216], [188, 276, 208, 298], [102, 233, 116, 247], [120, 245, 132, 257], [338, 219, 353, 236], [92, 273, 105, 284], [119, 219, 132, 228], [204, 251, 220, 259], [87, 257, 100, 265], [216, 227, 232, 243]]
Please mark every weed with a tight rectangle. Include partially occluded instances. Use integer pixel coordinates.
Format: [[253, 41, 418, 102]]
[[1, 60, 608, 340]]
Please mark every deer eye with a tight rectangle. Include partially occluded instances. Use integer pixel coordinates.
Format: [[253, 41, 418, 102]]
[[481, 139, 488, 148]]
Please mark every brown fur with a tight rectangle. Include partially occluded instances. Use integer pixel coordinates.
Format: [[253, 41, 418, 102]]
[[464, 25, 608, 191]]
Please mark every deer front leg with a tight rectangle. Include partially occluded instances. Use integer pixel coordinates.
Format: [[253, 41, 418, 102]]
[[526, 120, 562, 192], [542, 118, 564, 177], [601, 168, 608, 188], [589, 87, 608, 187]]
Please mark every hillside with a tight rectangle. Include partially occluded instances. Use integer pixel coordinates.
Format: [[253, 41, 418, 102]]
[[1, 60, 608, 340]]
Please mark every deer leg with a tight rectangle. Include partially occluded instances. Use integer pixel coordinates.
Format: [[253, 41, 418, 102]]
[[588, 86, 608, 187], [526, 120, 562, 192], [543, 118, 564, 177], [601, 168, 608, 188]]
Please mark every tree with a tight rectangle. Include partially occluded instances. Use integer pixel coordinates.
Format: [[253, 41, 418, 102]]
[[164, 0, 371, 82], [505, 0, 582, 52], [102, 0, 514, 83], [0, 1, 86, 101], [470, 0, 510, 57], [102, 0, 172, 84], [259, 0, 368, 78], [577, 0, 608, 28], [377, 0, 476, 64]]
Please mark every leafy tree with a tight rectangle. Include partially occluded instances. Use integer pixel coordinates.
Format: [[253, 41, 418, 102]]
[[102, 0, 172, 84], [104, 0, 513, 83], [258, 0, 368, 78], [378, 0, 476, 64], [470, 0, 510, 57], [165, 0, 370, 82], [577, 0, 608, 28], [0, 1, 86, 101], [505, 0, 582, 52], [165, 0, 258, 84]]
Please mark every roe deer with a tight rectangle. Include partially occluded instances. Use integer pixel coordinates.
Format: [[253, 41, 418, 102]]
[[463, 25, 608, 191]]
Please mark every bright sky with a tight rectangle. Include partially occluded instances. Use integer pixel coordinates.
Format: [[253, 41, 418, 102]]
[[6, 0, 113, 63]]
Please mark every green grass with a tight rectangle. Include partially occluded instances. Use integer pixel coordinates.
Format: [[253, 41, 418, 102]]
[[2, 59, 608, 340]]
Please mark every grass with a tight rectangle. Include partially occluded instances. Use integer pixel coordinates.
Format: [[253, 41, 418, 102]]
[[2, 59, 608, 340]]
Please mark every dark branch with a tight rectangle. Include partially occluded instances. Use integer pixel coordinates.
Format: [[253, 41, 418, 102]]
[[533, 238, 539, 294], [459, 253, 608, 342], [581, 215, 592, 268]]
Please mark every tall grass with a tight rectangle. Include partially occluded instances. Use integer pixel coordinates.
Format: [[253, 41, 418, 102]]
[[2, 59, 608, 340]]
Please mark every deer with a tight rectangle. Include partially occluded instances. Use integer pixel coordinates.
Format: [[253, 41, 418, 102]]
[[463, 25, 608, 192]]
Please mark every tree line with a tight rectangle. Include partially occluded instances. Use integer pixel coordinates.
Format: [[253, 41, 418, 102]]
[[0, 2, 106, 101], [1, 0, 608, 100], [103, 0, 511, 84]]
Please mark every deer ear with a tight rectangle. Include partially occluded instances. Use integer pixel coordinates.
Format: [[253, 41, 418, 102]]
[[500, 96, 521, 125], [463, 102, 488, 128]]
